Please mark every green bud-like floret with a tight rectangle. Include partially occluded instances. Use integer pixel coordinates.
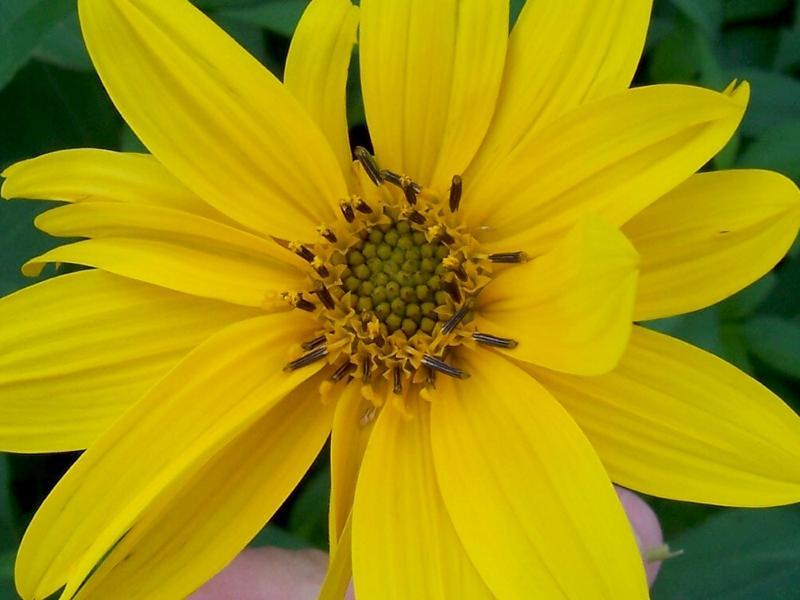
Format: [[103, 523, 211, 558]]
[[344, 219, 449, 335]]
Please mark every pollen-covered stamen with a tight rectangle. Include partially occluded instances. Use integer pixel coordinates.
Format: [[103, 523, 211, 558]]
[[284, 345, 328, 371], [442, 278, 462, 303], [311, 285, 335, 310], [442, 299, 472, 335], [289, 242, 315, 263], [318, 226, 338, 243], [442, 255, 467, 281], [312, 257, 330, 278], [331, 361, 356, 382], [428, 224, 455, 245], [472, 332, 519, 349], [393, 365, 403, 394], [339, 199, 356, 223], [489, 251, 528, 264], [354, 146, 382, 186], [354, 196, 373, 214], [449, 175, 462, 213], [421, 354, 469, 380], [301, 335, 326, 351], [402, 180, 418, 206], [282, 291, 316, 312]]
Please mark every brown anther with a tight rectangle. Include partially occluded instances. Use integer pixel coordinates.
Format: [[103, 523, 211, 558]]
[[331, 361, 356, 382], [406, 209, 426, 224], [319, 227, 338, 243], [449, 175, 462, 213], [314, 264, 330, 278], [402, 181, 418, 206], [381, 169, 403, 187], [443, 256, 467, 281], [354, 146, 383, 186], [312, 285, 335, 310], [301, 334, 326, 351], [339, 200, 356, 223], [289, 243, 315, 263], [429, 225, 455, 245], [421, 354, 469, 380], [489, 251, 528, 264], [442, 278, 462, 303], [362, 359, 372, 383], [284, 345, 328, 371], [283, 292, 316, 312], [354, 196, 373, 214], [393, 366, 403, 394], [472, 332, 519, 349], [442, 300, 472, 335]]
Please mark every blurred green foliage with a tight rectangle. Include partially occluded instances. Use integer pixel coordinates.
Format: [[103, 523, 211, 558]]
[[1, 0, 800, 598]]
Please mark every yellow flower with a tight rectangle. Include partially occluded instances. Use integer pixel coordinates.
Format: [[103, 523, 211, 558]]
[[2, 0, 800, 598]]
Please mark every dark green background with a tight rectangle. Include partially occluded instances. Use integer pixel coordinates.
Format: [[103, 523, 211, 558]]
[[2, 0, 800, 598]]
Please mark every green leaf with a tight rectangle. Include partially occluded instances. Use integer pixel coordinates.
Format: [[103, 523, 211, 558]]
[[670, 0, 724, 39], [721, 27, 780, 70], [215, 0, 309, 38], [652, 507, 800, 600], [724, 0, 792, 23], [774, 25, 800, 72], [287, 467, 330, 550], [0, 456, 15, 553], [249, 524, 309, 550], [33, 10, 92, 73], [743, 316, 800, 378], [737, 119, 800, 180], [0, 0, 75, 90], [719, 273, 779, 321]]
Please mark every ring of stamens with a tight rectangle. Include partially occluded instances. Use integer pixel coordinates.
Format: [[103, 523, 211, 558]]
[[282, 148, 521, 394]]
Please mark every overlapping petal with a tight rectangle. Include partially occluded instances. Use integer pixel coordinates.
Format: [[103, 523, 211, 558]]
[[285, 0, 359, 178], [352, 395, 492, 599], [22, 201, 306, 307], [477, 217, 638, 375], [625, 170, 800, 320], [67, 377, 333, 600], [15, 312, 322, 600], [529, 326, 800, 507], [463, 83, 749, 256], [78, 0, 348, 240], [432, 349, 649, 599], [0, 149, 228, 222], [359, 0, 508, 190], [467, 0, 652, 180], [0, 270, 257, 452]]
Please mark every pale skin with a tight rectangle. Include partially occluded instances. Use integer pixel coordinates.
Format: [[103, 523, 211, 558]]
[[192, 487, 663, 600]]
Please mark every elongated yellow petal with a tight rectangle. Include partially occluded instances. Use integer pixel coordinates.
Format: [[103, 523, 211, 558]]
[[319, 514, 353, 600], [66, 377, 333, 600], [329, 381, 376, 548], [464, 83, 749, 256], [0, 271, 257, 453], [23, 202, 306, 307], [468, 0, 652, 180], [352, 395, 492, 599], [0, 149, 227, 221], [360, 0, 507, 190], [16, 313, 322, 600], [285, 0, 359, 178], [625, 170, 800, 320], [477, 217, 638, 375], [529, 326, 800, 507], [78, 0, 348, 240], [432, 349, 648, 599]]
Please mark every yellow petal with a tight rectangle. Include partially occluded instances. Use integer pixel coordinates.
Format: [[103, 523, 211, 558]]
[[359, 0, 508, 190], [0, 149, 228, 222], [329, 381, 376, 548], [529, 326, 800, 507], [78, 0, 348, 240], [352, 395, 493, 600], [68, 376, 333, 600], [477, 217, 639, 375], [625, 170, 800, 320], [23, 201, 306, 307], [467, 0, 652, 180], [319, 514, 353, 600], [463, 83, 749, 256], [285, 0, 359, 178], [432, 348, 648, 599], [0, 270, 257, 453], [16, 312, 323, 600]]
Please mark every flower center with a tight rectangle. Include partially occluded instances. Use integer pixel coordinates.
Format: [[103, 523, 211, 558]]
[[280, 147, 521, 404]]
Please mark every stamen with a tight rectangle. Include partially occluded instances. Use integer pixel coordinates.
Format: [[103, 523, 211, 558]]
[[301, 335, 326, 351], [354, 146, 383, 186], [339, 200, 356, 223], [443, 256, 467, 281], [312, 285, 335, 310], [354, 196, 373, 214], [442, 300, 472, 335], [404, 208, 426, 224], [393, 366, 403, 394], [289, 242, 315, 263], [489, 251, 528, 264], [428, 224, 455, 245], [362, 359, 372, 383], [318, 227, 338, 243], [312, 257, 330, 278], [331, 361, 356, 382], [402, 181, 418, 206], [442, 278, 462, 303], [449, 175, 462, 213], [421, 354, 469, 379], [472, 332, 518, 349], [284, 345, 328, 371], [381, 169, 403, 188], [283, 292, 316, 312]]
